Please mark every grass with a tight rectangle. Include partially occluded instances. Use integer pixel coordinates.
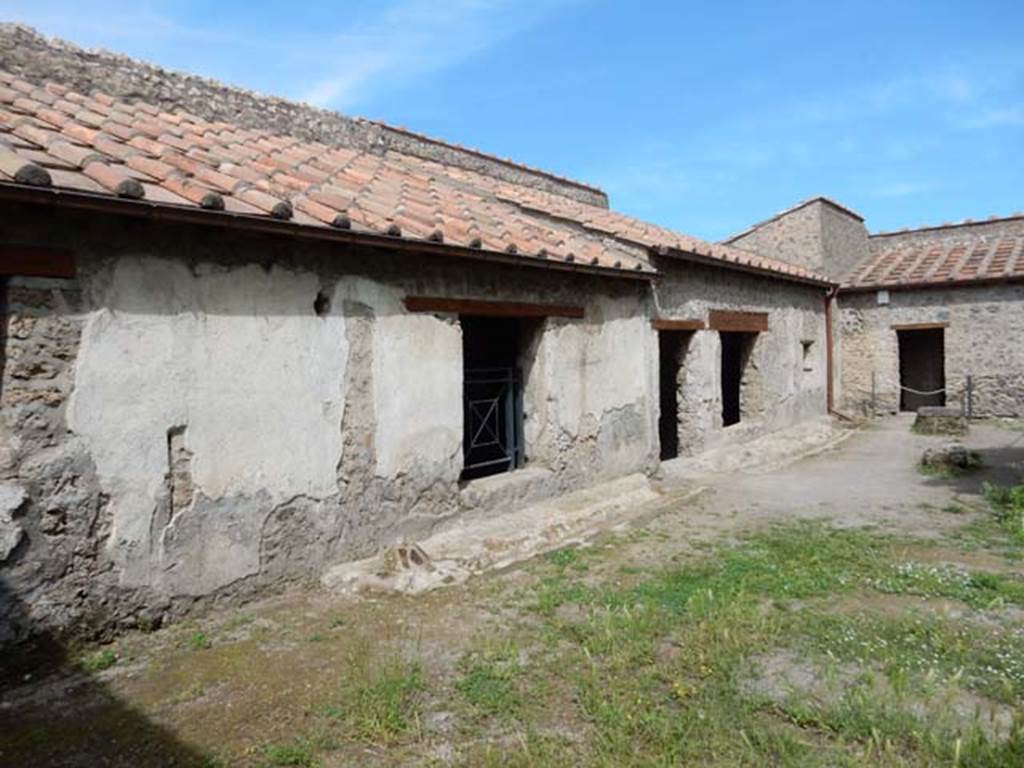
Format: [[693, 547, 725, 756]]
[[79, 648, 117, 673], [259, 740, 320, 767], [984, 482, 1024, 543], [514, 522, 1024, 766], [870, 560, 1024, 607], [455, 641, 524, 719], [320, 647, 426, 745], [13, 516, 1024, 767]]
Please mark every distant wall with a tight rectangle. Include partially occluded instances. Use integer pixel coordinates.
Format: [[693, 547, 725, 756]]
[[867, 216, 1024, 255], [837, 284, 1024, 417], [821, 204, 871, 281], [728, 199, 870, 282], [729, 201, 825, 275], [0, 23, 609, 208]]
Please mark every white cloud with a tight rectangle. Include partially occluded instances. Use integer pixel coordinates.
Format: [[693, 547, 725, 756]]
[[793, 68, 983, 126], [1, 1, 227, 44], [299, 0, 575, 109]]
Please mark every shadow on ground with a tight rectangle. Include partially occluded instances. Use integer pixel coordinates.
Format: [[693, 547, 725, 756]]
[[920, 428, 1024, 493], [0, 578, 209, 768]]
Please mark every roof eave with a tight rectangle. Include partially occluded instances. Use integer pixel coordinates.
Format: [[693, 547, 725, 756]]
[[652, 247, 836, 288], [0, 182, 657, 282], [840, 275, 1024, 294]]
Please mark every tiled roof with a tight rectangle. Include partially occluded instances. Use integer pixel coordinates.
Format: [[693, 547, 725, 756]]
[[368, 120, 606, 199], [846, 230, 1024, 289], [394, 154, 829, 283], [0, 68, 829, 285]]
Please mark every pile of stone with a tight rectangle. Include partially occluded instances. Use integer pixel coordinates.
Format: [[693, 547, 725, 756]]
[[921, 443, 982, 473], [913, 406, 968, 436]]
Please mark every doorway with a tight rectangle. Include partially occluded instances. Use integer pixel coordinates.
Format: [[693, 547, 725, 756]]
[[897, 328, 945, 411], [658, 330, 692, 460], [720, 331, 757, 427], [460, 316, 535, 480]]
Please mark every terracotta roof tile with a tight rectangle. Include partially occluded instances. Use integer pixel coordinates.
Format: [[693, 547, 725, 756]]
[[0, 67, 839, 282], [848, 231, 1024, 289]]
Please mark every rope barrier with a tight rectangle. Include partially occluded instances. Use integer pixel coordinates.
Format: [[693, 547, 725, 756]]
[[897, 384, 948, 396]]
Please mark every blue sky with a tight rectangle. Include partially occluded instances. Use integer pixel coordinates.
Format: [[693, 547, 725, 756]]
[[4, 0, 1023, 239]]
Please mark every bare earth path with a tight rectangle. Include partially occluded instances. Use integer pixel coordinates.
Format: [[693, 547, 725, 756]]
[[2, 416, 1023, 767]]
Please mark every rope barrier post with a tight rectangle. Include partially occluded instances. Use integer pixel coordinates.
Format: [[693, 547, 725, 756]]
[[870, 371, 876, 417], [966, 375, 973, 420]]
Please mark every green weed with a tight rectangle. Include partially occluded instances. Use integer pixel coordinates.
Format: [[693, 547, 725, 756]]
[[870, 561, 1024, 607], [259, 740, 319, 767], [323, 649, 425, 744], [984, 482, 1024, 542], [79, 648, 117, 673], [456, 641, 524, 719]]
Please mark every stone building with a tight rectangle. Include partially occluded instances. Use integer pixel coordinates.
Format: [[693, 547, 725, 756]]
[[0, 27, 832, 645], [727, 198, 1024, 418], [1, 26, 1019, 647]]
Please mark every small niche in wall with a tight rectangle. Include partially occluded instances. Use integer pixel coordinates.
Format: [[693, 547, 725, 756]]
[[801, 340, 815, 372], [313, 290, 331, 317]]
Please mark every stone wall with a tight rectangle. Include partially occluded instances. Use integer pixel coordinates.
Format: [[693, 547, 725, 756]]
[[868, 216, 1024, 254], [837, 283, 1024, 417], [0, 23, 608, 208], [821, 204, 871, 281], [727, 198, 869, 281], [0, 203, 652, 646], [1, 202, 834, 646], [728, 201, 824, 274], [652, 260, 829, 455]]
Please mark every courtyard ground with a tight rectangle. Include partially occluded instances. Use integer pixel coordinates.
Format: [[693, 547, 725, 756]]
[[2, 415, 1023, 767]]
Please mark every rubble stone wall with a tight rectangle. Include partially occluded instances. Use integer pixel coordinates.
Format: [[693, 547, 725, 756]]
[[0, 204, 650, 646], [837, 284, 1024, 417]]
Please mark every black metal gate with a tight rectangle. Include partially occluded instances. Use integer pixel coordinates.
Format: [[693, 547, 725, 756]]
[[462, 366, 523, 479]]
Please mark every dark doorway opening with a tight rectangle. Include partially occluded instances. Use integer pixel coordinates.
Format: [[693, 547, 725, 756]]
[[897, 328, 945, 411], [721, 331, 756, 427], [461, 316, 532, 481], [658, 331, 692, 460]]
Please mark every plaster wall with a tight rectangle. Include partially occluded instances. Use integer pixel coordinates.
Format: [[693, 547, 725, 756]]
[[0, 205, 654, 645], [837, 284, 1024, 417], [652, 261, 828, 455]]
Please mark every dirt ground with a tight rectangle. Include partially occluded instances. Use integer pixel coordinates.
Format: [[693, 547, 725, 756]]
[[2, 415, 1023, 767]]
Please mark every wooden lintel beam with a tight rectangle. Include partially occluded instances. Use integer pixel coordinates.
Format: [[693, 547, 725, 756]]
[[891, 322, 948, 331], [0, 245, 76, 278], [404, 296, 584, 319], [651, 318, 705, 331], [708, 309, 768, 333]]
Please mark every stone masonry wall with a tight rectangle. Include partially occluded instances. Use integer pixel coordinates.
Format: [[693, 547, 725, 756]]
[[820, 204, 871, 281], [728, 201, 825, 275], [867, 216, 1024, 255], [0, 203, 652, 647], [0, 23, 608, 208], [728, 199, 870, 282], [652, 260, 828, 456], [838, 283, 1024, 417]]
